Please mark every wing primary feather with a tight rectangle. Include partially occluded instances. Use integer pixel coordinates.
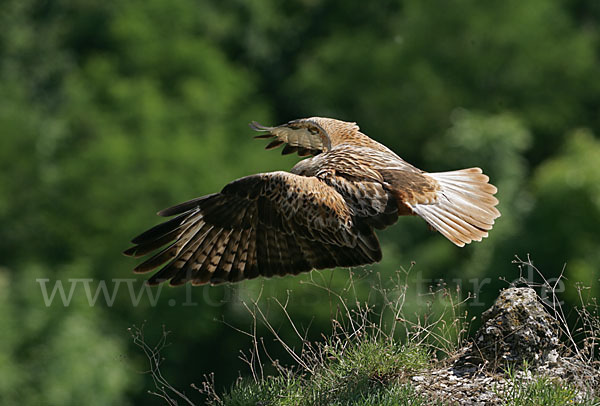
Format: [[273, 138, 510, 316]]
[[124, 227, 183, 257], [133, 241, 180, 274], [141, 222, 211, 278], [212, 228, 243, 283], [244, 228, 259, 280], [158, 195, 215, 217], [256, 227, 273, 277], [169, 226, 222, 286], [145, 229, 207, 285], [249, 121, 275, 132], [281, 144, 298, 155], [265, 140, 284, 150], [229, 206, 255, 281], [193, 229, 232, 285], [130, 210, 196, 244]]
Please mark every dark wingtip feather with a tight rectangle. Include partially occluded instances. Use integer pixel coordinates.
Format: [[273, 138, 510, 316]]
[[133, 261, 154, 273], [249, 121, 273, 131], [281, 144, 298, 155], [132, 246, 176, 273], [133, 262, 160, 274], [168, 273, 192, 286], [145, 278, 165, 287], [158, 195, 213, 217], [123, 246, 137, 256], [130, 212, 190, 244], [126, 229, 180, 258], [265, 140, 284, 150]]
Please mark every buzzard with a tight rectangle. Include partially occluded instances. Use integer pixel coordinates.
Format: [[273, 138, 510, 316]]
[[124, 117, 500, 286]]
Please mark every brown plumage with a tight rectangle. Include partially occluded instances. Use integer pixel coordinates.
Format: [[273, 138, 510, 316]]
[[124, 117, 500, 286]]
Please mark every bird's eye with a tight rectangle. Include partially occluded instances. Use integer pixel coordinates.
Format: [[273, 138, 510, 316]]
[[308, 127, 319, 135]]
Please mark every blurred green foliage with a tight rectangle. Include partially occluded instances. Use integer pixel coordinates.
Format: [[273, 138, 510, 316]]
[[1, 0, 599, 404]]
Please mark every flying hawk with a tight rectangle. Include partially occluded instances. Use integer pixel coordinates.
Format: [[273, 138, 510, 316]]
[[124, 117, 500, 286]]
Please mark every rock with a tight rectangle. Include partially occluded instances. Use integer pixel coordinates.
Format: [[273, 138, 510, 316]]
[[410, 287, 596, 404], [457, 287, 560, 370]]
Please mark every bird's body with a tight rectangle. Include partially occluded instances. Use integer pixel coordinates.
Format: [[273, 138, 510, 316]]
[[124, 117, 500, 286]]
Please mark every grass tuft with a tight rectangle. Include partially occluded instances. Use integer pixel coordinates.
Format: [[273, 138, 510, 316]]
[[496, 363, 589, 406], [220, 339, 430, 406]]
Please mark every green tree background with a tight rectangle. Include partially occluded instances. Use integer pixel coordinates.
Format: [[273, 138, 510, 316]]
[[1, 0, 599, 404]]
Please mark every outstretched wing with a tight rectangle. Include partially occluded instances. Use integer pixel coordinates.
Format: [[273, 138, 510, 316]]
[[123, 171, 381, 286], [250, 120, 332, 157], [251, 117, 402, 158]]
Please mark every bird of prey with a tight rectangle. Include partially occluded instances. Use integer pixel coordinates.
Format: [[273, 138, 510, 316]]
[[124, 117, 500, 286]]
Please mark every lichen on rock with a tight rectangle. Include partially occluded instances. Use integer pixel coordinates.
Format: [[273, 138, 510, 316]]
[[459, 287, 560, 369]]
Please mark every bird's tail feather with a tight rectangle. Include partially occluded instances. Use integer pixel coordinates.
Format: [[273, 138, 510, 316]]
[[410, 168, 500, 247]]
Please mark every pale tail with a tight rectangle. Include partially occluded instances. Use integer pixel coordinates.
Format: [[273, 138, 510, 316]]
[[410, 168, 500, 247]]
